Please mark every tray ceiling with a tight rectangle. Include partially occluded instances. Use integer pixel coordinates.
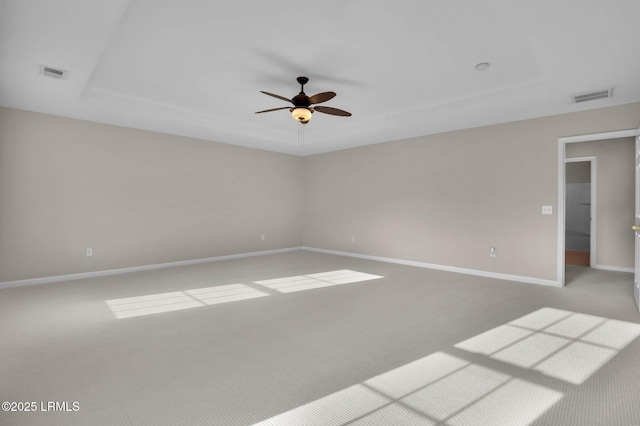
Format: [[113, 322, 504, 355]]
[[1, 1, 639, 155]]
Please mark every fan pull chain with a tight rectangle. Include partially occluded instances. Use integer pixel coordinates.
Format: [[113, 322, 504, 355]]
[[298, 121, 305, 149]]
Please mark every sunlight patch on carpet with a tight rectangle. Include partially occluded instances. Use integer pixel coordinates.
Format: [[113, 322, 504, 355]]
[[105, 284, 268, 318], [254, 352, 562, 426], [254, 269, 382, 293], [455, 307, 640, 384], [105, 270, 383, 318]]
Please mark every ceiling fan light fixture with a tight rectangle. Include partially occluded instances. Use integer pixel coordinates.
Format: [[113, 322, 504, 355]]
[[257, 77, 350, 124], [292, 107, 312, 123]]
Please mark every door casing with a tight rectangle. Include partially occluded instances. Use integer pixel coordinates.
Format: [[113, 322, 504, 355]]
[[634, 135, 640, 312]]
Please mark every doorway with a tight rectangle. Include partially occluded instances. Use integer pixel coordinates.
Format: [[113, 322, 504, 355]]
[[564, 158, 595, 267], [557, 129, 639, 287]]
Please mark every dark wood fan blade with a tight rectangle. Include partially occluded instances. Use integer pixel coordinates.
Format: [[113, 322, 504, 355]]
[[255, 106, 291, 114], [309, 91, 336, 105], [313, 106, 352, 117], [260, 91, 293, 104]]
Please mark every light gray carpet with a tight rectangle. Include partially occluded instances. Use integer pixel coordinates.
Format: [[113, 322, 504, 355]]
[[1, 251, 639, 425]]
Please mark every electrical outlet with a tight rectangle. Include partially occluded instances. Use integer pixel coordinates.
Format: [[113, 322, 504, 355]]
[[86, 248, 93, 257], [542, 206, 553, 215], [490, 247, 496, 258], [261, 234, 265, 241]]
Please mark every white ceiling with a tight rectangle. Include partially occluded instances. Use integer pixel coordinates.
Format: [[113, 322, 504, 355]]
[[1, 1, 640, 155]]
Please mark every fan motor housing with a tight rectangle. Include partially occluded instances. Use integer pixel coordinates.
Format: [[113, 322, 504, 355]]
[[292, 93, 311, 107]]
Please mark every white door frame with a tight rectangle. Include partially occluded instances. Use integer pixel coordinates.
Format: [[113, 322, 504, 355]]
[[564, 156, 597, 268], [635, 134, 640, 313], [557, 128, 640, 286]]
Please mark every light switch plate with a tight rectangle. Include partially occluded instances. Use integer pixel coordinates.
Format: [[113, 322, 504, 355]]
[[542, 206, 553, 215]]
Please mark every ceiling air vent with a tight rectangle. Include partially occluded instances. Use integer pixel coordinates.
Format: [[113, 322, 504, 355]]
[[571, 88, 612, 104], [40, 65, 67, 79]]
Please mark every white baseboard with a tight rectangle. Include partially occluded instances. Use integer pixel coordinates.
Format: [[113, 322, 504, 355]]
[[0, 247, 303, 290], [302, 246, 561, 287], [0, 245, 568, 290], [592, 263, 634, 273]]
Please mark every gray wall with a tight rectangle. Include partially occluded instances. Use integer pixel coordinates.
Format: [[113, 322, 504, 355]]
[[303, 103, 640, 282], [0, 107, 303, 282], [566, 138, 635, 269], [2, 103, 640, 284]]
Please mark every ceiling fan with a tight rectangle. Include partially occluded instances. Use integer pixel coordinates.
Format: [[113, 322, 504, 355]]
[[255, 76, 352, 124]]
